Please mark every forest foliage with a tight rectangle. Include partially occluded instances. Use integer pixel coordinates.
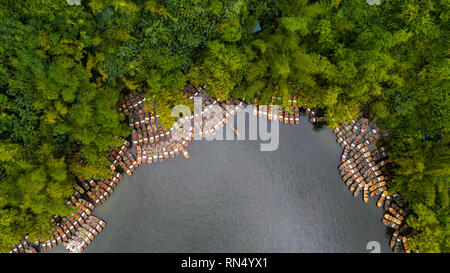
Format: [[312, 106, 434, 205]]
[[0, 0, 448, 252]]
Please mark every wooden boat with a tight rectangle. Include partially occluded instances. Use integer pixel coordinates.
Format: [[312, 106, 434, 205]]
[[158, 146, 164, 162], [262, 105, 268, 119], [75, 231, 91, 245], [294, 108, 300, 124], [257, 105, 263, 117], [272, 105, 278, 121], [89, 216, 106, 228], [384, 214, 402, 225], [369, 181, 387, 192], [73, 184, 84, 195], [402, 236, 411, 253], [382, 218, 399, 229], [338, 159, 354, 171], [342, 172, 351, 181], [84, 219, 102, 233], [353, 183, 363, 197], [137, 148, 142, 165], [377, 192, 386, 207], [87, 191, 101, 206], [163, 144, 169, 159], [252, 103, 258, 116], [81, 223, 98, 236], [278, 107, 284, 123], [345, 176, 355, 186], [391, 203, 407, 217], [363, 184, 369, 202], [179, 144, 190, 159], [390, 230, 400, 248], [152, 146, 158, 162], [349, 181, 359, 192], [78, 227, 95, 240], [388, 207, 404, 221], [370, 187, 386, 197]]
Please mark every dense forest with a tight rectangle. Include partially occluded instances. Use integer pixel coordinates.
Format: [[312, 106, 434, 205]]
[[0, 0, 448, 252]]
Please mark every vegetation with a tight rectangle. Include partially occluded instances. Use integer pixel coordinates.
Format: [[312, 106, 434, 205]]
[[0, 0, 448, 252]]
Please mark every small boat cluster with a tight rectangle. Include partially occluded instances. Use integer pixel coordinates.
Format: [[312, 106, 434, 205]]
[[108, 140, 138, 176], [182, 84, 244, 138], [252, 95, 326, 125], [9, 205, 107, 253], [333, 116, 412, 252], [75, 171, 123, 207], [9, 236, 37, 253], [119, 88, 191, 164], [381, 193, 411, 253], [61, 215, 106, 253], [9, 139, 129, 253], [38, 193, 109, 253], [336, 117, 391, 201]]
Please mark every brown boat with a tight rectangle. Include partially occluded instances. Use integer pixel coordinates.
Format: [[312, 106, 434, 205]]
[[284, 110, 289, 124], [363, 184, 369, 202], [402, 236, 411, 253], [179, 144, 190, 159], [390, 230, 400, 248], [353, 183, 363, 197], [278, 107, 284, 123], [382, 218, 399, 229], [377, 192, 387, 207], [294, 108, 300, 125]]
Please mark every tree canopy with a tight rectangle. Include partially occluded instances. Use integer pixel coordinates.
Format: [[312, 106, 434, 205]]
[[0, 0, 448, 252]]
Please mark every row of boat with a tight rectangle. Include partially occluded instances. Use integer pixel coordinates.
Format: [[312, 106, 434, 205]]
[[335, 116, 391, 202], [62, 215, 106, 253], [9, 236, 37, 253], [118, 88, 147, 116], [129, 109, 171, 146], [108, 141, 138, 176], [119, 89, 192, 162], [53, 139, 133, 252], [9, 139, 129, 253], [333, 116, 412, 252], [13, 210, 107, 253], [76, 171, 123, 207], [252, 96, 326, 125], [182, 84, 242, 138]]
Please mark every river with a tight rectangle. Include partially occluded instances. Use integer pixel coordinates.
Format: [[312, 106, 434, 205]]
[[49, 115, 391, 253]]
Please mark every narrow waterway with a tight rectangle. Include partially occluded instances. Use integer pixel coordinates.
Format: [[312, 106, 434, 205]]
[[49, 116, 391, 253]]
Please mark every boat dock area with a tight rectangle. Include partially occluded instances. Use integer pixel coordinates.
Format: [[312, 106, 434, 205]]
[[252, 95, 326, 126], [121, 88, 192, 164], [333, 116, 411, 253]]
